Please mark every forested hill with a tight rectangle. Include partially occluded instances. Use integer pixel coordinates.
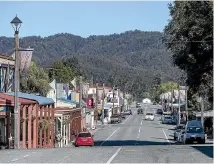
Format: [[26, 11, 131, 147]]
[[0, 30, 183, 98]]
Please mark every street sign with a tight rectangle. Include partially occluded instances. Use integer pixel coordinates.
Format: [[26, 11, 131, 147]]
[[86, 98, 95, 109]]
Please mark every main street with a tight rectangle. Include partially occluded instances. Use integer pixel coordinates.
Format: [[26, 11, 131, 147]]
[[0, 104, 213, 163]]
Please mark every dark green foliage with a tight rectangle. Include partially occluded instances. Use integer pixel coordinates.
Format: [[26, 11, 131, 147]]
[[164, 1, 213, 104], [0, 30, 182, 98], [20, 62, 50, 96]]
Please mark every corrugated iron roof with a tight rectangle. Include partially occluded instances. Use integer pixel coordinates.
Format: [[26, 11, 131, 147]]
[[57, 98, 78, 105], [5, 92, 54, 105], [0, 54, 14, 61], [0, 93, 36, 105]]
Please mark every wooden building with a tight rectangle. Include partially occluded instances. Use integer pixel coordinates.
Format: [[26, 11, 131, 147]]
[[0, 92, 55, 149]]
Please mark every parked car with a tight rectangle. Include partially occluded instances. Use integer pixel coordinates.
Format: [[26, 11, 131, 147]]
[[175, 124, 186, 130], [156, 109, 163, 115], [110, 114, 122, 123], [178, 130, 185, 143], [174, 128, 184, 140], [183, 120, 205, 144], [121, 112, 126, 119], [145, 113, 154, 121], [74, 132, 94, 147], [137, 108, 143, 114], [124, 109, 132, 115], [162, 116, 173, 124]]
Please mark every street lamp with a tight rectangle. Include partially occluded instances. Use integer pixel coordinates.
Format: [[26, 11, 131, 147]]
[[11, 15, 22, 149]]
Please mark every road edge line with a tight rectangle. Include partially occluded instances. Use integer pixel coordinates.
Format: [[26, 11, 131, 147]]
[[162, 129, 171, 145]]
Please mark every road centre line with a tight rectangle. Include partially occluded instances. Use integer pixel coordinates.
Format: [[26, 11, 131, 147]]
[[100, 128, 119, 146], [140, 119, 143, 125], [106, 147, 122, 164]]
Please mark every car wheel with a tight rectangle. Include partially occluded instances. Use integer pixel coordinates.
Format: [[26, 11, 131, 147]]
[[184, 140, 188, 145], [75, 144, 78, 147], [200, 139, 205, 144], [174, 136, 176, 140]]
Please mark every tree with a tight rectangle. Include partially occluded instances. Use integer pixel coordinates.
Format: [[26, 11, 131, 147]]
[[51, 61, 75, 84], [149, 81, 179, 103], [163, 1, 213, 103], [159, 82, 179, 94], [62, 56, 85, 76], [20, 62, 50, 96]]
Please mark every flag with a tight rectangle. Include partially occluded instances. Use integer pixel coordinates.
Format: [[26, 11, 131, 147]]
[[19, 48, 34, 76], [82, 83, 89, 98], [71, 77, 77, 89]]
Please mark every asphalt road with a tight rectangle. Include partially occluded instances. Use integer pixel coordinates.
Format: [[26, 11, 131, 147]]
[[0, 104, 213, 163]]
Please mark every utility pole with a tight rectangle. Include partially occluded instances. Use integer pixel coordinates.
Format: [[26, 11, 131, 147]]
[[185, 87, 188, 121], [112, 86, 115, 115], [178, 87, 181, 125], [201, 96, 204, 128], [95, 83, 98, 125], [171, 88, 173, 113], [79, 76, 83, 129], [102, 83, 105, 124]]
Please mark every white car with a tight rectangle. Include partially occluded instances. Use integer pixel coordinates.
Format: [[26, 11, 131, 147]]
[[145, 113, 154, 121]]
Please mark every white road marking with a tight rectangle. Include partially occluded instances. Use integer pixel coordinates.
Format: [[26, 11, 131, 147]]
[[162, 129, 171, 144], [100, 128, 119, 146], [140, 119, 143, 125], [106, 147, 122, 164], [11, 159, 18, 162], [23, 154, 29, 158], [122, 115, 131, 124]]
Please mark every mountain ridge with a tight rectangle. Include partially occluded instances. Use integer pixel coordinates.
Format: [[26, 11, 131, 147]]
[[0, 30, 183, 97]]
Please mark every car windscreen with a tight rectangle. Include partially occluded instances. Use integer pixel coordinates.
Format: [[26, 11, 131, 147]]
[[146, 113, 153, 116], [78, 133, 91, 137], [187, 127, 203, 133]]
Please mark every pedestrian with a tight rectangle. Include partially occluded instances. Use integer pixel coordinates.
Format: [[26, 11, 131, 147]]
[[55, 130, 62, 147]]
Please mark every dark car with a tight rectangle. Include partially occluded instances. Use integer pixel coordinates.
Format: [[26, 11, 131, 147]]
[[110, 114, 122, 123], [137, 108, 143, 114], [156, 109, 163, 115]]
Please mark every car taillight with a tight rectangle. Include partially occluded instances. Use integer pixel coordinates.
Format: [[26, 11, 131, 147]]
[[88, 137, 93, 141]]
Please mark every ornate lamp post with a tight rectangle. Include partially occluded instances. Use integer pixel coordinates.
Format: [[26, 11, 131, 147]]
[[11, 15, 22, 149]]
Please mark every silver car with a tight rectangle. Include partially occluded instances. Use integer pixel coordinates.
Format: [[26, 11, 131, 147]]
[[174, 129, 182, 140], [178, 130, 185, 143], [174, 124, 186, 140], [162, 116, 172, 124]]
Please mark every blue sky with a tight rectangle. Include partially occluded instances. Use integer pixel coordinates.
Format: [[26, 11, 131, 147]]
[[0, 1, 171, 38]]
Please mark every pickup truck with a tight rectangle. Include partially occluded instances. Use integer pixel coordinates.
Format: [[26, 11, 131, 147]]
[[110, 114, 122, 123]]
